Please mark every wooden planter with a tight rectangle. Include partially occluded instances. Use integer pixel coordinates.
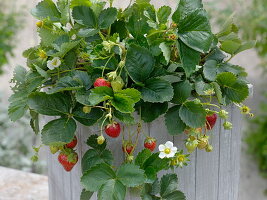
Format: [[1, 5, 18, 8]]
[[47, 104, 244, 200]]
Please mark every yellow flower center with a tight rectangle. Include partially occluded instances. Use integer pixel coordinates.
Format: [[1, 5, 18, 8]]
[[177, 155, 185, 162], [164, 148, 171, 154], [52, 60, 58, 66]]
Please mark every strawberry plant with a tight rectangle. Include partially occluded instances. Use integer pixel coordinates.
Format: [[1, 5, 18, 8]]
[[8, 0, 254, 199]]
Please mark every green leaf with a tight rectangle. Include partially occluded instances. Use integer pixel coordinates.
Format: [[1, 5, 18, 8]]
[[57, 0, 71, 25], [31, 0, 61, 22], [111, 89, 141, 113], [163, 191, 186, 200], [38, 28, 63, 47], [216, 72, 237, 86], [86, 134, 107, 151], [28, 92, 72, 116], [98, 179, 126, 200], [211, 82, 223, 104], [30, 110, 40, 134], [135, 149, 152, 168], [82, 149, 113, 172], [99, 8, 117, 29], [220, 40, 241, 55], [143, 153, 169, 173], [195, 80, 213, 96], [235, 40, 256, 54], [157, 6, 171, 24], [81, 163, 116, 192], [178, 40, 200, 77], [141, 78, 174, 103], [159, 42, 171, 64], [9, 67, 45, 121], [216, 72, 249, 103], [41, 117, 77, 145], [203, 60, 218, 81], [71, 0, 92, 8], [53, 40, 81, 57], [179, 101, 206, 128], [138, 102, 168, 122], [89, 87, 113, 105], [172, 0, 202, 22], [114, 110, 135, 125], [80, 189, 94, 200], [171, 80, 192, 104], [72, 106, 103, 126], [72, 6, 97, 28], [165, 106, 186, 135], [75, 89, 91, 105], [160, 174, 178, 197], [47, 77, 83, 94], [125, 44, 155, 84], [117, 163, 146, 187], [178, 9, 212, 53]]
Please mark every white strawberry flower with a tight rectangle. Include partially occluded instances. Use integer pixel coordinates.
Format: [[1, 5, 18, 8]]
[[47, 57, 61, 70], [158, 141, 177, 159]]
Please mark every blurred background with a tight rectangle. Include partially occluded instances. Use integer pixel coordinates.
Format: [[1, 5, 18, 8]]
[[0, 0, 266, 199]]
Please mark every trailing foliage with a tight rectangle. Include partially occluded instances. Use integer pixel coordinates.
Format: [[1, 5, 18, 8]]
[[0, 1, 23, 74], [8, 0, 254, 199]]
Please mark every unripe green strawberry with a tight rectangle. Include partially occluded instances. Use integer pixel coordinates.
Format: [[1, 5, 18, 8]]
[[197, 136, 209, 149], [223, 121, 233, 130], [185, 139, 198, 153], [83, 106, 91, 114], [50, 146, 59, 154], [111, 76, 124, 92], [97, 135, 105, 145], [219, 110, 229, 119]]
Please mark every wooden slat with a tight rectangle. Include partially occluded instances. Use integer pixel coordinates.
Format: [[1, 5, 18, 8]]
[[174, 134, 197, 200], [217, 106, 233, 200], [195, 116, 220, 200]]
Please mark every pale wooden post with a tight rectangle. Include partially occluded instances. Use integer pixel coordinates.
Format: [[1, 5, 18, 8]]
[[47, 104, 245, 200]]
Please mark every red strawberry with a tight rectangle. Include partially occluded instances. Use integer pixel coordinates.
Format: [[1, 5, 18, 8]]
[[94, 78, 111, 88], [66, 136, 77, 149], [122, 142, 134, 154], [105, 122, 121, 138], [58, 152, 78, 172], [206, 114, 217, 130], [144, 137, 157, 151]]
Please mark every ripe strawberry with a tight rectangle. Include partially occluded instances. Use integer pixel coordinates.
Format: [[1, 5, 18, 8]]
[[206, 113, 217, 130], [122, 142, 134, 154], [144, 137, 157, 151], [105, 122, 121, 138], [94, 78, 111, 88], [66, 136, 77, 149], [58, 152, 78, 172]]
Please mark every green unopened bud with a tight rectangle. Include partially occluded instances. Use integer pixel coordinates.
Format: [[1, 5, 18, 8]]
[[223, 121, 233, 130], [194, 98, 201, 104], [97, 135, 105, 145], [102, 40, 116, 53], [118, 60, 125, 68], [205, 144, 213, 152], [107, 71, 117, 80], [36, 21, 44, 28], [219, 110, 229, 119]]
